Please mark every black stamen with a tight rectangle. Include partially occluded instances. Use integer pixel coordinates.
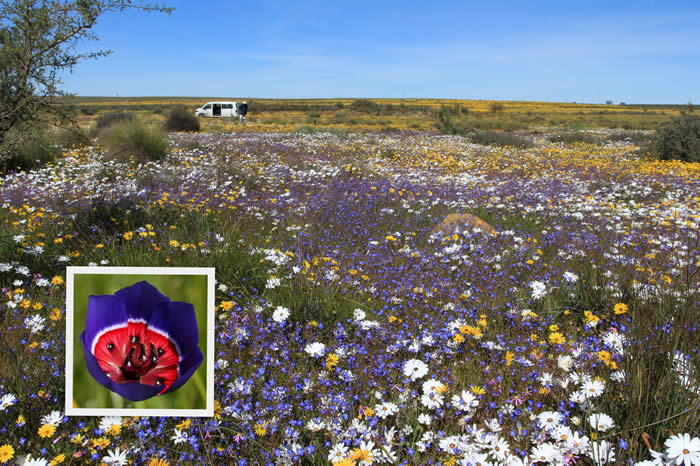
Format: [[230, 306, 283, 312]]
[[106, 342, 114, 351]]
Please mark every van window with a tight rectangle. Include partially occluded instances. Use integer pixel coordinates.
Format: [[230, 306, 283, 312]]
[[222, 104, 233, 109], [203, 104, 211, 110]]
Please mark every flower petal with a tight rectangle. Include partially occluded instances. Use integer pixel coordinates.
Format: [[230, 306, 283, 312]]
[[147, 301, 199, 358], [114, 281, 169, 321], [84, 294, 129, 354], [80, 330, 116, 390], [163, 346, 203, 395], [110, 380, 163, 402]]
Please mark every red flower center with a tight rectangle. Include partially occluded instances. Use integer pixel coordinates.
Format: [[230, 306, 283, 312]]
[[93, 321, 179, 393]]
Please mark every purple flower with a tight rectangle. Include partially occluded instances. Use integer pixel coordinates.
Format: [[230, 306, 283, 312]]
[[80, 281, 203, 401]]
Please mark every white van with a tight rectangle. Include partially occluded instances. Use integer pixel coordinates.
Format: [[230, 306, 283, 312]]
[[194, 101, 239, 118]]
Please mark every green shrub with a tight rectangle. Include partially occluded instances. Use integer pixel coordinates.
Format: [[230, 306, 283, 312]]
[[54, 128, 90, 149], [468, 130, 533, 148], [94, 110, 135, 131], [165, 105, 200, 132], [652, 112, 700, 162], [294, 125, 317, 134], [350, 99, 379, 113], [547, 132, 601, 145], [435, 109, 467, 135], [99, 119, 169, 163], [0, 133, 60, 173], [489, 102, 505, 113], [605, 131, 653, 145]]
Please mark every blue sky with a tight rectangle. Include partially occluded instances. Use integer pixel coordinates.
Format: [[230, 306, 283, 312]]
[[61, 0, 700, 104]]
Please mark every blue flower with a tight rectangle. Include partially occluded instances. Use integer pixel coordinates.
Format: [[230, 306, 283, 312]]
[[80, 281, 203, 401]]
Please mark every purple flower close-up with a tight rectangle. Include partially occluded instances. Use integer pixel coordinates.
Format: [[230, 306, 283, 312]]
[[79, 281, 203, 401]]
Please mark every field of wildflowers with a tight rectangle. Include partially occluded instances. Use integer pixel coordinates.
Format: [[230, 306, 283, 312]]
[[0, 128, 698, 465]]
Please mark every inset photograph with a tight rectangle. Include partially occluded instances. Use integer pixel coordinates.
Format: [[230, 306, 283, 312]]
[[65, 267, 214, 417]]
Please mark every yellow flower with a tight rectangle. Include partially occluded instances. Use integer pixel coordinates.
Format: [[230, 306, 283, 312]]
[[176, 419, 191, 430], [123, 231, 134, 240], [49, 453, 65, 465], [584, 310, 600, 325], [169, 240, 180, 248], [470, 385, 486, 395], [148, 458, 170, 466], [548, 332, 565, 345], [219, 301, 234, 311], [0, 444, 15, 463], [51, 276, 64, 286], [95, 243, 104, 249], [614, 303, 628, 315], [38, 423, 56, 438], [71, 433, 85, 444], [254, 421, 268, 436], [50, 308, 62, 321], [105, 424, 121, 436], [91, 437, 110, 449], [505, 351, 515, 366], [597, 350, 616, 368], [325, 353, 339, 370], [349, 448, 374, 463], [332, 458, 355, 466], [16, 415, 25, 426], [214, 400, 222, 420], [385, 235, 397, 242]]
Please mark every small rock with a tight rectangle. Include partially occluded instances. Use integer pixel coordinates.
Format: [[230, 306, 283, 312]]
[[432, 213, 496, 235]]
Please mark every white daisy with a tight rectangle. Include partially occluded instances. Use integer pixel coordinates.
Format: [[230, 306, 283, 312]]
[[103, 448, 128, 465], [588, 412, 615, 432], [99, 416, 122, 432], [590, 440, 615, 464], [420, 391, 444, 409], [489, 435, 511, 461], [581, 378, 606, 399], [557, 355, 574, 372], [40, 410, 63, 427], [327, 443, 349, 463], [530, 442, 561, 464], [24, 314, 46, 333], [537, 411, 562, 431], [529, 280, 547, 299], [664, 433, 700, 465], [402, 359, 428, 381], [304, 342, 326, 357], [374, 401, 398, 419], [0, 393, 17, 411], [171, 429, 188, 444], [451, 390, 479, 412], [438, 435, 463, 454], [22, 455, 49, 466], [272, 306, 290, 323]]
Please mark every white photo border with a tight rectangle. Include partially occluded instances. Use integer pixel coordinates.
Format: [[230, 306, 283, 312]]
[[65, 266, 215, 417]]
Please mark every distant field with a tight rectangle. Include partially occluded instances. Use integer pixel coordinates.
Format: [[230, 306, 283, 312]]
[[63, 96, 690, 133]]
